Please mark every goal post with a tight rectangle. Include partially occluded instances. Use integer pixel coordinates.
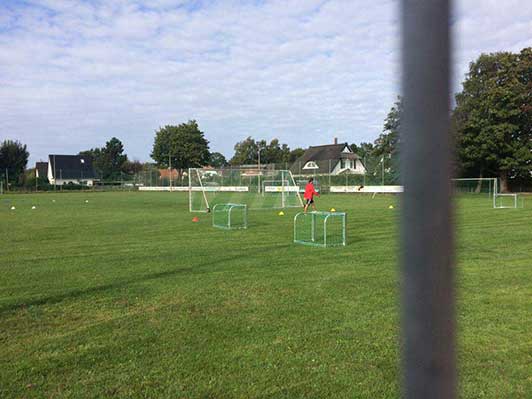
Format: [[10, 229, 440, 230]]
[[189, 168, 212, 212], [452, 178, 498, 198], [212, 203, 248, 229], [189, 168, 303, 212], [294, 211, 346, 247], [493, 193, 524, 209]]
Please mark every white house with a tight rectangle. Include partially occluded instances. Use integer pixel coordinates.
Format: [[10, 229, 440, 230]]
[[48, 155, 96, 186], [291, 140, 366, 176]]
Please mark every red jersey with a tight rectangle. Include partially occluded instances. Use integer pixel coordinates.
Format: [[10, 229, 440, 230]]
[[304, 183, 318, 200]]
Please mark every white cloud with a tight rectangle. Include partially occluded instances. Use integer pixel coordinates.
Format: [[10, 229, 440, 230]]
[[0, 0, 530, 164]]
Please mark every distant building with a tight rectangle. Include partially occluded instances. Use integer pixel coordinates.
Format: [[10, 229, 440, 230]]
[[48, 155, 96, 186], [291, 139, 366, 176], [159, 169, 180, 181], [35, 162, 48, 180]]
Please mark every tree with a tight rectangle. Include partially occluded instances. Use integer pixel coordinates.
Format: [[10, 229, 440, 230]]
[[261, 139, 291, 164], [453, 48, 532, 191], [122, 160, 144, 175], [230, 137, 292, 165], [373, 96, 402, 159], [0, 140, 29, 186], [230, 137, 258, 165], [151, 120, 210, 174], [81, 137, 128, 180], [287, 148, 305, 163], [209, 152, 227, 168]]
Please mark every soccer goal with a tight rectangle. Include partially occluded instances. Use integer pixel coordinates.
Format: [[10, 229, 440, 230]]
[[212, 203, 247, 229], [294, 211, 346, 247], [189, 168, 303, 212], [452, 178, 498, 198], [493, 193, 524, 209]]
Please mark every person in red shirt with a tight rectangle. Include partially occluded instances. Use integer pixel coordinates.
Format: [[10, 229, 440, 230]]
[[303, 177, 319, 213]]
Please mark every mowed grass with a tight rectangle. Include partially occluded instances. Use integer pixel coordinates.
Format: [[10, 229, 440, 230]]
[[0, 192, 530, 398]]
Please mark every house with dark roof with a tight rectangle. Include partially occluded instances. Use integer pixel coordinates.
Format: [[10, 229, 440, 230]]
[[48, 155, 96, 186], [35, 162, 48, 180], [291, 139, 366, 176]]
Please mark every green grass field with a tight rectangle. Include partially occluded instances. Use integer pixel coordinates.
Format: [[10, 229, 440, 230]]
[[1, 192, 530, 398]]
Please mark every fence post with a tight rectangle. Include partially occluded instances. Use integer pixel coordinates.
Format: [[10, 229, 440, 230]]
[[401, 1, 455, 399]]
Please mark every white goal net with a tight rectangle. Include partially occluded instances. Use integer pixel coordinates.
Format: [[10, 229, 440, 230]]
[[189, 168, 303, 212]]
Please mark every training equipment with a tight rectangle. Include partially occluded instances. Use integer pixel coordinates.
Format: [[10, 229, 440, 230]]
[[10, 206, 15, 210], [294, 211, 346, 247], [192, 216, 199, 222], [278, 211, 285, 216], [85, 200, 89, 203], [212, 203, 247, 230], [189, 168, 303, 212], [389, 205, 394, 209], [330, 208, 336, 212], [453, 178, 497, 198], [32, 206, 36, 210], [493, 193, 524, 209]]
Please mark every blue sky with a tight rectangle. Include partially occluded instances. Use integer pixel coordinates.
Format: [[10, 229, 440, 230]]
[[1, 0, 531, 165]]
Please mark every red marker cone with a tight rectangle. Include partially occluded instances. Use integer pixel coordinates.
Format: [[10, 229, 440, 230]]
[[192, 216, 199, 223]]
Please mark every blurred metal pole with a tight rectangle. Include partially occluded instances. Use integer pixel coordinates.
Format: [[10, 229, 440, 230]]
[[400, 1, 455, 399]]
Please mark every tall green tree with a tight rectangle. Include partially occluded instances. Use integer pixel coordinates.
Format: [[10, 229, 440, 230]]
[[230, 137, 258, 165], [373, 96, 402, 160], [261, 139, 291, 164], [121, 160, 144, 175], [287, 148, 305, 163], [209, 152, 227, 168], [151, 120, 210, 173], [453, 48, 532, 191], [80, 137, 128, 180], [351, 142, 374, 160], [0, 140, 29, 186], [230, 137, 292, 165]]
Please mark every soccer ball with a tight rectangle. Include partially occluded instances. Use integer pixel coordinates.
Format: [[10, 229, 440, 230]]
[[32, 206, 36, 210], [10, 206, 15, 210]]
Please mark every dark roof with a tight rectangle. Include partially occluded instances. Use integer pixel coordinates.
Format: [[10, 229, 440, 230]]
[[48, 155, 96, 179], [290, 143, 359, 174], [35, 162, 48, 178]]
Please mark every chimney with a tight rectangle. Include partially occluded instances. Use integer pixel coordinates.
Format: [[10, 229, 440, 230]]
[[334, 137, 338, 145]]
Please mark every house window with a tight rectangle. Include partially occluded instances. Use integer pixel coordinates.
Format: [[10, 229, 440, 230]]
[[303, 161, 319, 170], [340, 159, 345, 169]]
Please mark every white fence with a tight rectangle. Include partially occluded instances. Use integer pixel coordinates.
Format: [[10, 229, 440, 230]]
[[139, 186, 249, 192], [330, 185, 404, 193]]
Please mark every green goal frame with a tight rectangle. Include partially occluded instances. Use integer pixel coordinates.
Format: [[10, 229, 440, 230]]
[[294, 211, 346, 247], [212, 203, 248, 230]]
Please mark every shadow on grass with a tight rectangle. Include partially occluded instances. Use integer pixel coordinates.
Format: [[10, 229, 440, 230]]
[[0, 243, 292, 315]]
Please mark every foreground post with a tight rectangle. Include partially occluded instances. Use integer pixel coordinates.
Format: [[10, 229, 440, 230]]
[[400, 1, 456, 398]]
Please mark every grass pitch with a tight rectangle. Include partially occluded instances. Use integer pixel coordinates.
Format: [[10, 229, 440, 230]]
[[0, 192, 530, 398]]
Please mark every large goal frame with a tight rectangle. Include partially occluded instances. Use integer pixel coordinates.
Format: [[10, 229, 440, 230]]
[[188, 168, 303, 212]]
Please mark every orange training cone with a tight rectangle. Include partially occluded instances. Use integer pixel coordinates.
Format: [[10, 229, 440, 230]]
[[192, 216, 199, 223]]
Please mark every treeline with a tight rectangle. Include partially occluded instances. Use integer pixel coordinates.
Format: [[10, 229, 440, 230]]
[[1, 47, 530, 190]]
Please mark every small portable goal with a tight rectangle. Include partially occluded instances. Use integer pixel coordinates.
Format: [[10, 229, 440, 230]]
[[493, 193, 524, 209], [212, 203, 248, 229], [294, 211, 346, 247]]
